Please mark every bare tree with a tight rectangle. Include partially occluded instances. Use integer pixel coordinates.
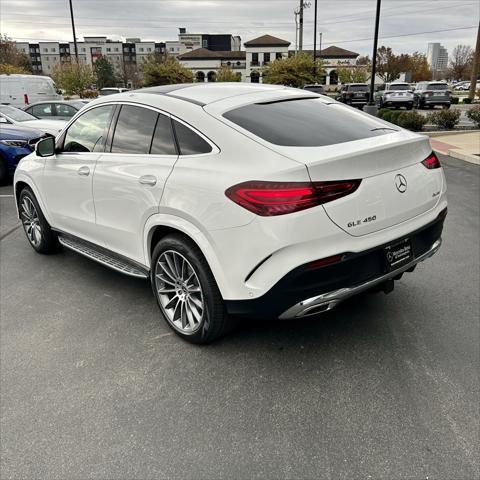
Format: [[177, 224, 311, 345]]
[[449, 44, 474, 81]]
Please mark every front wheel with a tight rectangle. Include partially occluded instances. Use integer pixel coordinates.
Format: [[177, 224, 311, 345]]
[[151, 234, 233, 344], [18, 187, 59, 254]]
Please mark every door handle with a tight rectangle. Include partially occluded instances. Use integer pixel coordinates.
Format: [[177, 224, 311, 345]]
[[77, 166, 90, 176], [139, 175, 157, 186]]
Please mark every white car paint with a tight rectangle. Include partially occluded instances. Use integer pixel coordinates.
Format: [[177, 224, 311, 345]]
[[0, 105, 66, 136], [14, 83, 447, 307]]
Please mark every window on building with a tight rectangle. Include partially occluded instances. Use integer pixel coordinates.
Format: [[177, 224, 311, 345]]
[[111, 105, 158, 154], [251, 52, 259, 65], [139, 47, 144, 52], [106, 47, 111, 52], [115, 47, 119, 52], [147, 47, 151, 52], [43, 48, 48, 52], [276, 52, 282, 60], [264, 52, 270, 63]]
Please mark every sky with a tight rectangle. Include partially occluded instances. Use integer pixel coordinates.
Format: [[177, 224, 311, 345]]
[[1, 0, 478, 56]]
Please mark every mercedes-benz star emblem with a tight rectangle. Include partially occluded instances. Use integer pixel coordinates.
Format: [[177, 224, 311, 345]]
[[395, 174, 408, 193]]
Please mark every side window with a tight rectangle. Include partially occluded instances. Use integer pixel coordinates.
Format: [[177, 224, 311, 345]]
[[31, 104, 53, 117], [151, 114, 177, 155], [56, 104, 77, 117], [63, 105, 114, 153], [111, 105, 157, 154], [173, 120, 212, 155]]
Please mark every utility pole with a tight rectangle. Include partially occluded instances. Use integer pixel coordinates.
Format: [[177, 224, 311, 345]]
[[468, 20, 480, 101], [313, 0, 318, 74], [69, 0, 79, 62], [299, 0, 304, 51], [294, 10, 299, 53], [365, 0, 382, 115], [319, 32, 322, 59]]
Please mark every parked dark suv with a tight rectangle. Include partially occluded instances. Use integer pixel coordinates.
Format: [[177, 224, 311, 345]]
[[336, 84, 369, 109], [414, 82, 451, 109]]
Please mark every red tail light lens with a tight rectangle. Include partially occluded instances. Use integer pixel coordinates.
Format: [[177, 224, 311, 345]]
[[225, 180, 361, 216], [422, 152, 441, 169], [307, 254, 344, 270]]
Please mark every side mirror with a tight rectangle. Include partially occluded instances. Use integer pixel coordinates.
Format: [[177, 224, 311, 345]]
[[0, 117, 8, 124], [35, 136, 55, 157]]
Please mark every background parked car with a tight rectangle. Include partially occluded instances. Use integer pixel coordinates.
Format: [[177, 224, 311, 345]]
[[23, 100, 87, 121], [0, 124, 48, 183], [414, 82, 451, 109], [0, 105, 66, 137], [375, 82, 414, 109], [303, 84, 325, 94], [0, 74, 62, 108], [336, 83, 369, 109], [452, 81, 470, 91], [99, 87, 130, 96]]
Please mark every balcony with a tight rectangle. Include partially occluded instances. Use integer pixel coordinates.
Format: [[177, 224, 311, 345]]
[[250, 61, 259, 67], [221, 61, 246, 69]]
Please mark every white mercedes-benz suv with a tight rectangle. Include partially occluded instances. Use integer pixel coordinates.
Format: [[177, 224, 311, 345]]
[[14, 83, 447, 343]]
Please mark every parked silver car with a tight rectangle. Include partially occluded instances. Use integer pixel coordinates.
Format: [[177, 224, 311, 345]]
[[23, 100, 88, 121], [375, 82, 414, 109]]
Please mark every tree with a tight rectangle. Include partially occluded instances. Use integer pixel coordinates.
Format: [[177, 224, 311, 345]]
[[123, 62, 142, 88], [262, 54, 325, 88], [95, 57, 116, 89], [407, 52, 432, 82], [337, 67, 369, 84], [52, 61, 95, 96], [216, 65, 241, 82], [356, 55, 371, 66], [142, 55, 194, 86], [449, 44, 474, 81], [0, 34, 32, 72], [376, 46, 403, 83]]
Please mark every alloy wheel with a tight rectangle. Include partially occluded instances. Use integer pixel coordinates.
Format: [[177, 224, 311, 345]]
[[154, 250, 204, 333], [20, 196, 42, 247]]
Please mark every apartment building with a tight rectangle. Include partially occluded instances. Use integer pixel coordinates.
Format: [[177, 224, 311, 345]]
[[427, 43, 449, 71]]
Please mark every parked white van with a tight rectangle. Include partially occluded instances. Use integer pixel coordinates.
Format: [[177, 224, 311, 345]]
[[0, 74, 62, 108]]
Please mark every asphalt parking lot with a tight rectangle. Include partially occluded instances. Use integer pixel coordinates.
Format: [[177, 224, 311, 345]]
[[1, 154, 479, 479]]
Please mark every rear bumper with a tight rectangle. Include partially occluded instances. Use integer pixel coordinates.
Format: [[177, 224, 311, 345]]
[[422, 98, 451, 105], [225, 208, 446, 318]]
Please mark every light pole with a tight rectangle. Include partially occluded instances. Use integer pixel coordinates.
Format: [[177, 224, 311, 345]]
[[364, 0, 382, 115], [313, 0, 318, 67], [294, 1, 310, 52], [69, 0, 79, 62]]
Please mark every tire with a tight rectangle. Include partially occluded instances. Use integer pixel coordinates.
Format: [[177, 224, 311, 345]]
[[443, 104, 451, 110], [151, 233, 233, 344], [0, 158, 7, 186], [406, 104, 413, 110], [18, 186, 59, 254]]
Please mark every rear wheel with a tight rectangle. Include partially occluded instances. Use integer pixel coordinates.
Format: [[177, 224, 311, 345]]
[[151, 234, 233, 344], [18, 187, 59, 254], [406, 104, 413, 110]]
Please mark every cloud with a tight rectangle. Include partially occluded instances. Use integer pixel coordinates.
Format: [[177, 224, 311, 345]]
[[1, 0, 478, 55]]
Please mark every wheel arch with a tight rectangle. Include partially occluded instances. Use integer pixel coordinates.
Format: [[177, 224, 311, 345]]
[[13, 175, 52, 224], [144, 214, 229, 298]]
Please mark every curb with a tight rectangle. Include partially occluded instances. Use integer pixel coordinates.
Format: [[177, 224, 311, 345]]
[[446, 149, 479, 165], [422, 130, 480, 137]]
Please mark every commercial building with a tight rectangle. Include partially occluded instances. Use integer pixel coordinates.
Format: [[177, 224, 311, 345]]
[[427, 43, 449, 71]]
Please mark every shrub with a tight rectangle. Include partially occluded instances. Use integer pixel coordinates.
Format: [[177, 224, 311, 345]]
[[427, 109, 461, 130], [466, 105, 480, 128], [462, 97, 472, 104], [389, 110, 403, 125], [397, 111, 427, 131], [382, 110, 394, 122], [81, 89, 98, 99], [451, 96, 459, 104], [377, 108, 390, 119]]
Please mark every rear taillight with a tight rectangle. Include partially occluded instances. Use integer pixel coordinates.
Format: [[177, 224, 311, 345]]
[[225, 180, 361, 216], [24, 93, 29, 105], [307, 254, 344, 270], [422, 152, 441, 169]]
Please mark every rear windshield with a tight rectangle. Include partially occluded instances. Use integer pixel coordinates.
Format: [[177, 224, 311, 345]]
[[428, 84, 448, 90], [223, 98, 395, 147], [99, 89, 118, 96], [389, 84, 410, 91], [348, 85, 368, 91]]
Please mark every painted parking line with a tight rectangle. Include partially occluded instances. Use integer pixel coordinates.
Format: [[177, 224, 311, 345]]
[[0, 195, 14, 198]]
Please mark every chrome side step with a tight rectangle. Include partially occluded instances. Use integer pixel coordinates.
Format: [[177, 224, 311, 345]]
[[279, 238, 442, 320], [58, 235, 149, 279]]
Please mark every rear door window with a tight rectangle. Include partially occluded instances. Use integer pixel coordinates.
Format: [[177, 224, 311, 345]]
[[173, 120, 212, 155], [223, 98, 395, 147], [151, 114, 177, 155], [31, 104, 53, 117], [111, 105, 157, 154]]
